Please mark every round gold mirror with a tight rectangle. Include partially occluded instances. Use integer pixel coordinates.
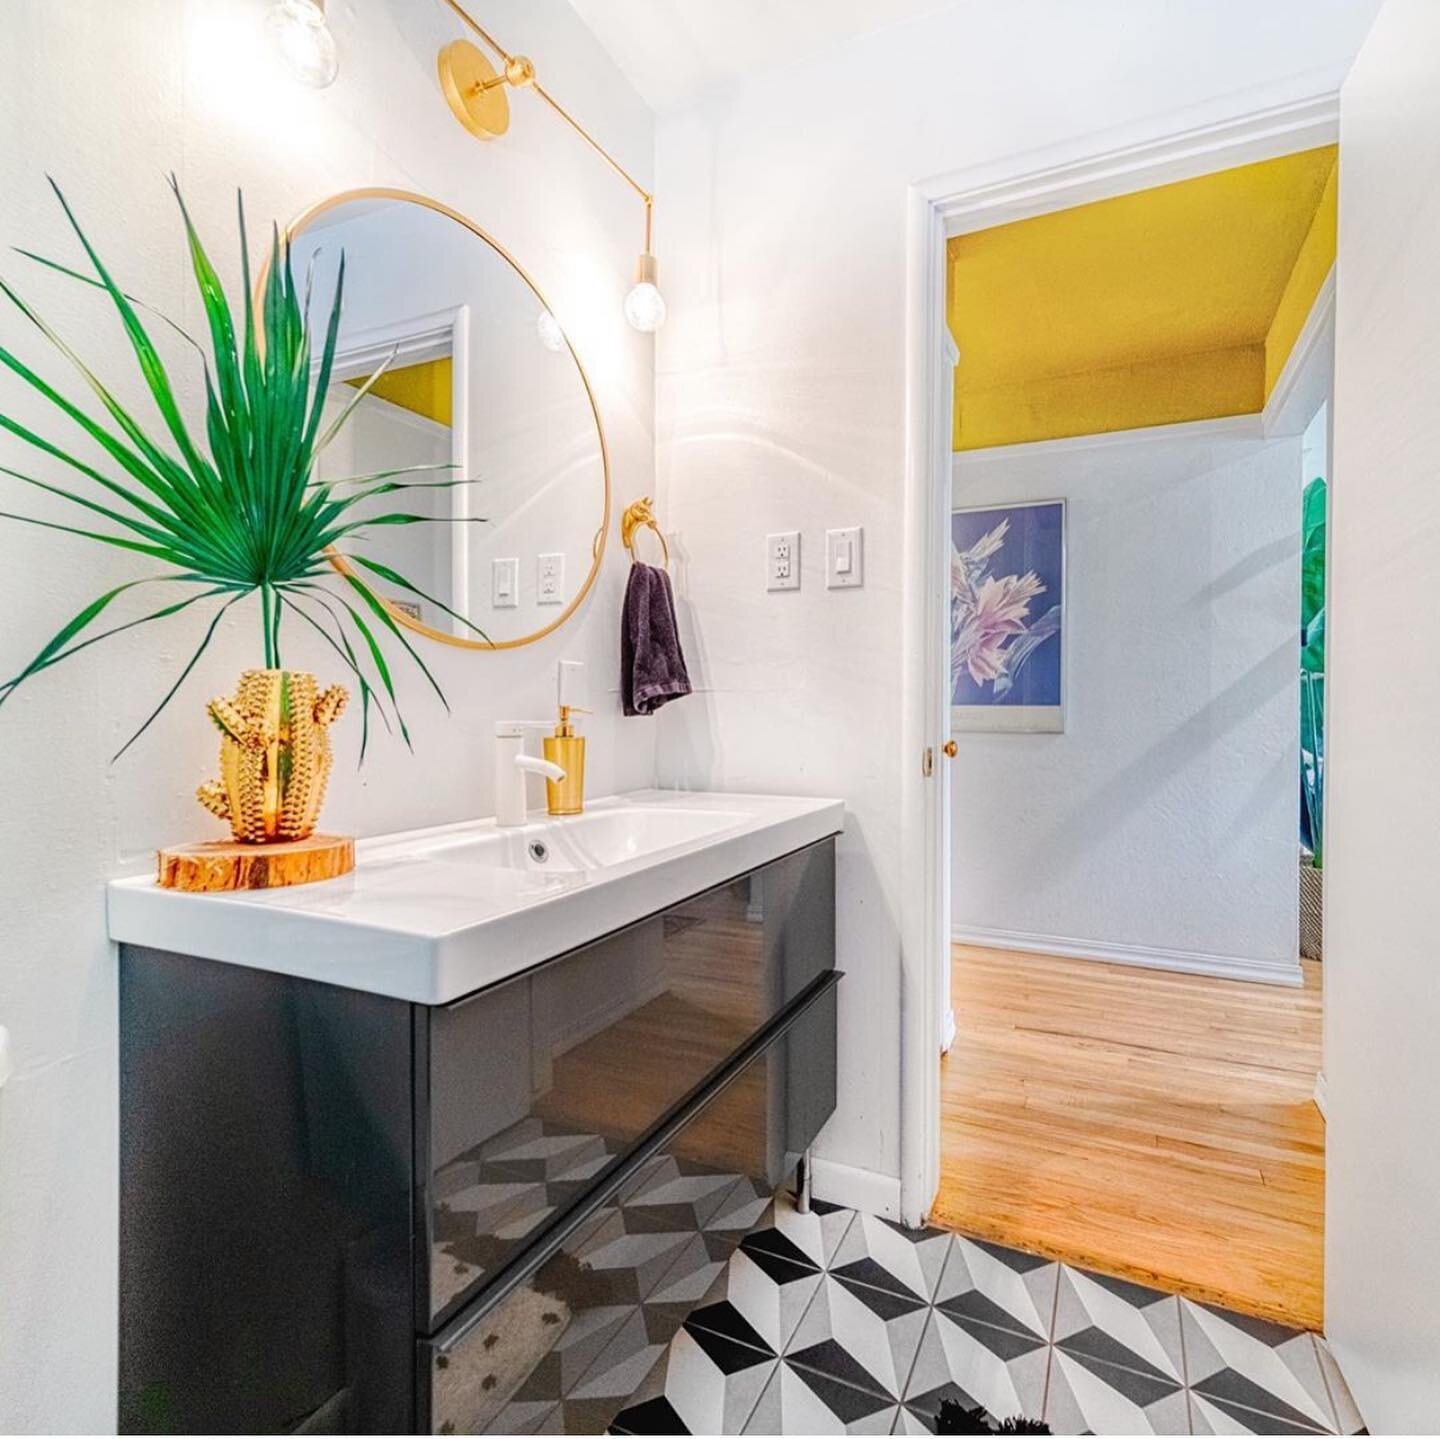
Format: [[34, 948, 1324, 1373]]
[[286, 189, 609, 650]]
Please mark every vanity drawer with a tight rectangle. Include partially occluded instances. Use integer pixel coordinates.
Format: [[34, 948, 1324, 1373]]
[[421, 979, 838, 1435], [419, 838, 834, 1327]]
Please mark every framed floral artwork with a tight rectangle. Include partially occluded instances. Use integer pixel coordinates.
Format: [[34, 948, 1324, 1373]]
[[951, 499, 1065, 732]]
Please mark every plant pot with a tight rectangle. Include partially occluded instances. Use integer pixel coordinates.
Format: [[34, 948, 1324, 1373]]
[[197, 669, 349, 843], [1299, 859, 1323, 961]]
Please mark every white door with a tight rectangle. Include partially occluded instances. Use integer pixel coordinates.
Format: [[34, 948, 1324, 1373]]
[[1325, 1, 1440, 1429]]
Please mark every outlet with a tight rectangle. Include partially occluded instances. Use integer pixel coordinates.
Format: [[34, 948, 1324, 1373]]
[[537, 552, 564, 605], [492, 556, 519, 608], [767, 531, 800, 591], [826, 526, 863, 589]]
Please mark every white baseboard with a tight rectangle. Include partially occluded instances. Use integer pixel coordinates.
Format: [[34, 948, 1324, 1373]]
[[810, 1157, 902, 1221], [952, 924, 1304, 987], [941, 1007, 957, 1054], [1313, 1070, 1329, 1120]]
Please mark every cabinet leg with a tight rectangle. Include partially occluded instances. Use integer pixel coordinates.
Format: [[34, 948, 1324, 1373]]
[[795, 1147, 813, 1215]]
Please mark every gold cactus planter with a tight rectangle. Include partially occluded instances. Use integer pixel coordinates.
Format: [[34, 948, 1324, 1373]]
[[197, 669, 349, 843], [157, 669, 355, 893]]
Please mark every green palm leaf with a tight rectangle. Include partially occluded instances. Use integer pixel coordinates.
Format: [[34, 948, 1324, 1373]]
[[2, 584, 234, 700], [0, 179, 462, 755], [15, 247, 207, 358], [344, 554, 490, 643], [280, 592, 391, 763], [113, 597, 245, 761]]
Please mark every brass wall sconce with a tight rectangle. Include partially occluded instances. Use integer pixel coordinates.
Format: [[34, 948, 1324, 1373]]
[[435, 0, 665, 332]]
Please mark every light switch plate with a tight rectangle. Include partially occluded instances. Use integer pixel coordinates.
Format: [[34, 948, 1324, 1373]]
[[537, 552, 564, 605], [766, 531, 800, 591], [492, 556, 519, 608], [826, 526, 863, 589]]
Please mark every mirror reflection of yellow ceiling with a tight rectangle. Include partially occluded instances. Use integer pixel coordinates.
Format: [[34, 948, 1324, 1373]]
[[949, 145, 1337, 451], [345, 358, 453, 428]]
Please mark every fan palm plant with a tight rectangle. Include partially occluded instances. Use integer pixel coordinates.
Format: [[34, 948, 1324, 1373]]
[[1300, 475, 1326, 867], [0, 177, 481, 767]]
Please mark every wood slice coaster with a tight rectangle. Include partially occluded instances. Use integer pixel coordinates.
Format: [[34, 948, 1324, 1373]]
[[157, 834, 355, 892]]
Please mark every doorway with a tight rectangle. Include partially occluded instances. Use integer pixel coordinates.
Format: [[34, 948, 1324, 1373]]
[[900, 105, 1338, 1326]]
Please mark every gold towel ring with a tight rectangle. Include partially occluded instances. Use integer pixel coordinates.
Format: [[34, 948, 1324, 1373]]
[[621, 496, 670, 568]]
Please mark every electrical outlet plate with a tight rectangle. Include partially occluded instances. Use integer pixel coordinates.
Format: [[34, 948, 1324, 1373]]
[[537, 552, 564, 605], [492, 556, 519, 608], [767, 531, 800, 591], [826, 526, 863, 589]]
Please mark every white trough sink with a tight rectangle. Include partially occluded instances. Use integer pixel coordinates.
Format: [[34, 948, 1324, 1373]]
[[108, 790, 844, 1004]]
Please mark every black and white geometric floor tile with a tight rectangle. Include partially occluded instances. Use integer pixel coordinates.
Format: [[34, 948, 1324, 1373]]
[[1180, 1300, 1346, 1436], [901, 1235, 1057, 1433], [1043, 1265, 1189, 1435], [608, 1194, 1365, 1437]]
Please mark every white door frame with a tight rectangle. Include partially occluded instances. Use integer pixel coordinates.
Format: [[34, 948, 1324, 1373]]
[[896, 92, 1340, 1227], [326, 304, 472, 629]]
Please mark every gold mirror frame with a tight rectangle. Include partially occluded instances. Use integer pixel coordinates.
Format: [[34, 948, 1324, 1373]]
[[276, 187, 611, 651]]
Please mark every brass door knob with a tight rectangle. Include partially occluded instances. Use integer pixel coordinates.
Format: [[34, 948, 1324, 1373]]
[[942, 740, 957, 758]]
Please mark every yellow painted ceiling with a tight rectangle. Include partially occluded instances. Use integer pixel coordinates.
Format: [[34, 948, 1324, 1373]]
[[345, 358, 453, 428], [949, 146, 1337, 448]]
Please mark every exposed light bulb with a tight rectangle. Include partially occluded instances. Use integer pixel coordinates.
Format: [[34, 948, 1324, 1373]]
[[624, 281, 666, 333], [536, 309, 566, 352], [624, 252, 665, 332], [265, 0, 338, 88]]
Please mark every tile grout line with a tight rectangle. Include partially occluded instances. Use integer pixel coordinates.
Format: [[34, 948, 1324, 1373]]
[[786, 1351, 913, 1409], [1308, 1330, 1343, 1434], [893, 1312, 929, 1415], [732, 1357, 782, 1437], [1044, 1272, 1197, 1427], [829, 1271, 942, 1310], [1180, 1301, 1336, 1438], [1178, 1292, 1194, 1434], [772, 1214, 936, 1420], [1040, 1260, 1063, 1423], [1191, 1392, 1334, 1437], [732, 1205, 860, 1434], [892, 1230, 958, 1411]]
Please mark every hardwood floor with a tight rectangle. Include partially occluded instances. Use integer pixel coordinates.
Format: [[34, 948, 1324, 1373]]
[[932, 944, 1325, 1330]]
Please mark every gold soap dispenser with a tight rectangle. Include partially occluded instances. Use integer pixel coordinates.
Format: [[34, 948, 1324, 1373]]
[[544, 659, 587, 816]]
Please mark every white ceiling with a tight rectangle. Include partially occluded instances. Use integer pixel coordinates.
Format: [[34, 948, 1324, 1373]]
[[565, 0, 967, 112]]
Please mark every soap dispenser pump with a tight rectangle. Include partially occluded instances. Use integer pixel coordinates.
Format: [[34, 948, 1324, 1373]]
[[544, 660, 587, 816]]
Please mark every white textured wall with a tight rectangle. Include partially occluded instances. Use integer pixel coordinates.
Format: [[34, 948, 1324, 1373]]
[[0, 1, 653, 1428], [1325, 0, 1440, 1427], [950, 425, 1301, 981], [651, 0, 1380, 1194]]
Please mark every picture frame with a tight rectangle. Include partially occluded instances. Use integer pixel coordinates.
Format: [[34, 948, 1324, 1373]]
[[950, 498, 1066, 733]]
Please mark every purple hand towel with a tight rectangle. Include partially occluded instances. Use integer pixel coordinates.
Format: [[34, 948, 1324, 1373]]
[[622, 562, 692, 716]]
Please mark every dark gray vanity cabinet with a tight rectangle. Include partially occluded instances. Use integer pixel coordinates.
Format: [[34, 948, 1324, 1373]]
[[119, 837, 837, 1435]]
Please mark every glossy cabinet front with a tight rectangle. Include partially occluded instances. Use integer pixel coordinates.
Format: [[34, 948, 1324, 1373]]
[[422, 840, 835, 1326], [423, 985, 837, 1435], [119, 947, 415, 1435]]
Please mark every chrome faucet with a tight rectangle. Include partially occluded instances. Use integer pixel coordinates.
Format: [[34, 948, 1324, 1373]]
[[493, 721, 566, 827]]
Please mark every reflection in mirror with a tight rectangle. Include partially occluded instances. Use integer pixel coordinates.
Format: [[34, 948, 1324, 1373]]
[[290, 193, 608, 648]]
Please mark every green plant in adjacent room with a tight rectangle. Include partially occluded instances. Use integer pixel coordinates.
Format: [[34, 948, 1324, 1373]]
[[1300, 474, 1326, 867], [0, 177, 482, 762]]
